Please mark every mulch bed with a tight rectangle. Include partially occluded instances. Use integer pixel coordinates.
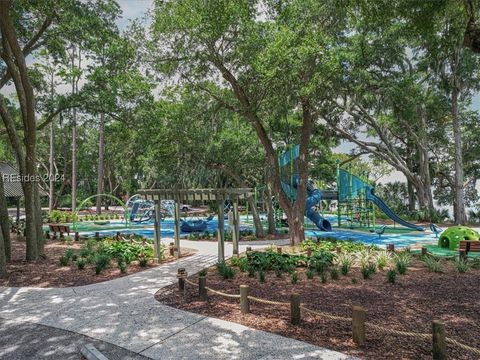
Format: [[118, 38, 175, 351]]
[[0, 235, 195, 288], [155, 259, 480, 360]]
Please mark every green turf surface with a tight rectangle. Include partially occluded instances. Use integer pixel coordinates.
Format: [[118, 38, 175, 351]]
[[411, 245, 480, 258]]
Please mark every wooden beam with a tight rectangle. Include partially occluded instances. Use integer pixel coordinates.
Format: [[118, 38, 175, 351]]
[[232, 200, 239, 257]]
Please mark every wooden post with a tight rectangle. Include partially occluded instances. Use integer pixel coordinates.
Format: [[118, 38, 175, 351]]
[[459, 250, 466, 261], [336, 246, 342, 254], [177, 268, 186, 291], [240, 285, 250, 314], [169, 242, 175, 257], [246, 246, 252, 252], [290, 293, 301, 325], [174, 201, 181, 258], [199, 275, 207, 301], [432, 320, 447, 360], [421, 247, 428, 256], [74, 232, 79, 241], [95, 232, 100, 240], [306, 248, 312, 257], [154, 202, 162, 262], [276, 246, 282, 255], [352, 306, 366, 346], [217, 201, 225, 263], [387, 243, 395, 253], [116, 231, 121, 240], [232, 200, 240, 257]]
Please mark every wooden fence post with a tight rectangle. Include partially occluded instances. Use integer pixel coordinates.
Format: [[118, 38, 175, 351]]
[[352, 306, 366, 346], [277, 246, 282, 254], [421, 247, 428, 256], [240, 285, 250, 314], [432, 320, 447, 360], [116, 231, 121, 240], [74, 232, 79, 241], [199, 275, 207, 301], [306, 248, 312, 257], [291, 293, 301, 325], [95, 232, 100, 240], [336, 246, 342, 254], [177, 268, 186, 291], [169, 242, 175, 257], [387, 243, 395, 253]]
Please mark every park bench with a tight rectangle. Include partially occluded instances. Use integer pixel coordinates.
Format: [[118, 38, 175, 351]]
[[47, 224, 71, 239], [459, 240, 480, 258]]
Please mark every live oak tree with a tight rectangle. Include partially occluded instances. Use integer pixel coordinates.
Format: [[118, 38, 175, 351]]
[[151, 0, 347, 244]]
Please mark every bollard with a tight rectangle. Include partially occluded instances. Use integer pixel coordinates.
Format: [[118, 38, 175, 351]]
[[240, 285, 250, 314], [387, 243, 395, 253], [421, 247, 428, 256], [276, 246, 282, 255], [432, 320, 447, 360], [169, 244, 175, 257], [199, 275, 207, 301], [177, 268, 186, 291], [95, 232, 100, 240], [336, 246, 342, 254], [352, 306, 366, 346], [116, 231, 121, 240], [306, 248, 312, 257], [290, 293, 301, 325], [74, 232, 80, 241]]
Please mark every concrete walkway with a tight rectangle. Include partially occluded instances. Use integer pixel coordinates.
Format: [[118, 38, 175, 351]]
[[0, 240, 353, 360]]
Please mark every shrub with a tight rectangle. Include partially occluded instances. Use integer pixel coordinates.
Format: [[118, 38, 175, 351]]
[[308, 251, 333, 274], [259, 270, 266, 283], [64, 248, 76, 260], [76, 258, 86, 270], [351, 277, 357, 284], [118, 261, 127, 273], [59, 256, 69, 266], [394, 251, 412, 275], [231, 256, 249, 272], [247, 266, 255, 277], [336, 253, 354, 275], [361, 263, 376, 279], [330, 267, 339, 280], [275, 268, 283, 278], [422, 256, 443, 273], [453, 258, 471, 273], [387, 269, 397, 284], [472, 258, 480, 269], [198, 268, 208, 276], [376, 251, 391, 271], [320, 273, 327, 283], [138, 257, 148, 267], [291, 271, 298, 284], [217, 261, 235, 279], [93, 252, 111, 274], [306, 268, 315, 279]]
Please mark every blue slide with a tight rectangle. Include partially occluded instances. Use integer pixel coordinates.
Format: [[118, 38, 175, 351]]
[[305, 182, 332, 231], [365, 187, 424, 231]]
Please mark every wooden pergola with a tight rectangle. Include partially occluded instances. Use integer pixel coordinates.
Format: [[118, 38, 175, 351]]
[[138, 188, 253, 262]]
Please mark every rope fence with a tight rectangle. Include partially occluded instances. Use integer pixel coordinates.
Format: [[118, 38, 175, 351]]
[[177, 269, 480, 358]]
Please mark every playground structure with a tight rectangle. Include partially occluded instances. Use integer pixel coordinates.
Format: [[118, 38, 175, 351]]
[[278, 145, 425, 233], [438, 226, 479, 250], [137, 188, 253, 262]]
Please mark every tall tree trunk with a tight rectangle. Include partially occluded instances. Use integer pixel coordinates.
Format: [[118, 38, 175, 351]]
[[96, 113, 105, 214], [407, 180, 416, 212], [247, 196, 264, 238], [48, 122, 54, 211], [451, 49, 466, 224], [0, 174, 11, 261], [265, 184, 276, 235], [71, 112, 77, 212], [0, 223, 6, 277]]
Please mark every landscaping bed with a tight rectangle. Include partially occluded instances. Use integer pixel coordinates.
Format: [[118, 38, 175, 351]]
[[155, 243, 480, 360], [0, 234, 195, 288]]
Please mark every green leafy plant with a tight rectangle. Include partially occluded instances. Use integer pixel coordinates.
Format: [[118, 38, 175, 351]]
[[472, 258, 480, 269], [306, 268, 315, 279], [308, 250, 333, 274], [336, 253, 354, 275], [394, 251, 412, 275], [217, 261, 235, 279], [361, 263, 376, 279], [259, 270, 266, 283], [93, 253, 111, 275], [387, 269, 397, 284], [291, 271, 298, 284], [376, 251, 391, 271], [275, 268, 283, 278], [330, 267, 339, 280], [320, 273, 327, 283], [64, 248, 76, 260], [139, 257, 148, 267], [247, 266, 255, 277], [118, 261, 127, 273], [422, 256, 443, 273], [198, 268, 208, 276], [351, 277, 357, 284], [453, 258, 471, 273], [76, 258, 86, 270], [59, 255, 69, 266]]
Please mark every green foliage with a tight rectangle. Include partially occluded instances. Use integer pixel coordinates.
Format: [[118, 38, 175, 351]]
[[376, 251, 391, 271], [307, 251, 334, 274], [336, 253, 354, 275], [320, 273, 328, 283], [453, 258, 471, 273], [217, 261, 235, 279], [198, 268, 208, 276], [302, 238, 379, 254], [93, 252, 111, 275], [59, 256, 69, 266], [422, 256, 443, 273], [118, 261, 127, 273], [259, 270, 266, 283], [291, 271, 298, 285], [361, 263, 376, 280], [394, 251, 412, 275], [64, 248, 76, 260], [247, 266, 255, 277], [76, 258, 86, 270], [330, 267, 339, 280], [351, 277, 358, 284], [248, 250, 307, 272], [231, 256, 249, 272], [387, 269, 397, 284], [306, 268, 315, 279]]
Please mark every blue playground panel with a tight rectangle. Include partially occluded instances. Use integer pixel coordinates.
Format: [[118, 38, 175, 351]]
[[306, 229, 438, 249]]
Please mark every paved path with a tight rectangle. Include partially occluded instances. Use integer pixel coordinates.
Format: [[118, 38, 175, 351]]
[[0, 240, 353, 360]]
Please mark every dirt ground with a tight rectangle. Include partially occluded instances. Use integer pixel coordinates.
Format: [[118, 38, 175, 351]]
[[0, 235, 195, 288], [155, 258, 480, 360]]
